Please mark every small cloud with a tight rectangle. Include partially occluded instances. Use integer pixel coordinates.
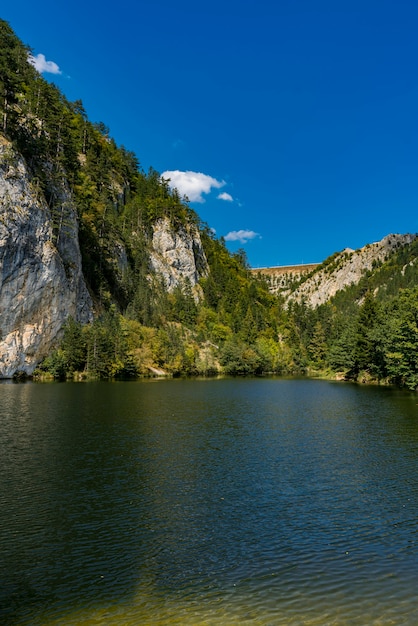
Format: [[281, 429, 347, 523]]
[[217, 192, 233, 202], [28, 53, 62, 75], [172, 139, 186, 150], [224, 230, 261, 244], [161, 170, 225, 203]]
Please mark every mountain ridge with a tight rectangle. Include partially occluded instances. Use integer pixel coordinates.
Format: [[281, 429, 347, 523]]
[[252, 233, 417, 307]]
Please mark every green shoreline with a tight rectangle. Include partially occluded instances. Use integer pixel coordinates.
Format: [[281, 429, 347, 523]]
[[7, 367, 413, 393]]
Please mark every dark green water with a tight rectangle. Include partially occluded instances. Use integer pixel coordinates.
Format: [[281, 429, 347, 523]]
[[1, 378, 418, 625]]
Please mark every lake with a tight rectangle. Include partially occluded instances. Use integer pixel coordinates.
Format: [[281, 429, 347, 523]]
[[1, 377, 418, 625]]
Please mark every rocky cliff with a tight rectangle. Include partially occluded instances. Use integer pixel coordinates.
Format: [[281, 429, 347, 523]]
[[257, 233, 417, 308], [0, 136, 93, 377], [150, 216, 208, 299]]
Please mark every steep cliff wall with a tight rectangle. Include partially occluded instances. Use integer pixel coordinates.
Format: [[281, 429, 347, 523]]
[[0, 136, 93, 377], [150, 216, 208, 299]]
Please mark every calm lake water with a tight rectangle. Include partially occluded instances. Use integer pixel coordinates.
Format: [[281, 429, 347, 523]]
[[1, 378, 418, 625]]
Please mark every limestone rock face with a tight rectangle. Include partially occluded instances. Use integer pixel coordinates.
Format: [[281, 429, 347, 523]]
[[0, 137, 93, 377], [285, 233, 417, 308], [149, 217, 208, 299]]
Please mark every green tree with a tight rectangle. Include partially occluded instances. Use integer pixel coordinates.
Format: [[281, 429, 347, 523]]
[[255, 336, 279, 372], [0, 19, 34, 134], [327, 322, 356, 371], [220, 339, 262, 375], [353, 291, 382, 375], [308, 321, 327, 367], [385, 288, 418, 389], [61, 317, 87, 373]]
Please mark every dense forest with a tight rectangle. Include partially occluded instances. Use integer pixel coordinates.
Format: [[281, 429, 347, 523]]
[[1, 19, 417, 389]]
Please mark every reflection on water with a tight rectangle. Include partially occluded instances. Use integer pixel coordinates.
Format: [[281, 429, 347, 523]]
[[0, 378, 418, 625]]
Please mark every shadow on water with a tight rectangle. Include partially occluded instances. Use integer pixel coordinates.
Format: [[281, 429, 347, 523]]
[[0, 381, 157, 624], [0, 379, 250, 623], [0, 378, 418, 624]]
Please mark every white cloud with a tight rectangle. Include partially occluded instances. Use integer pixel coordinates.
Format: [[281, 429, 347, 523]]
[[224, 229, 261, 244], [161, 170, 225, 203], [172, 139, 186, 150], [28, 53, 62, 75], [217, 192, 233, 202]]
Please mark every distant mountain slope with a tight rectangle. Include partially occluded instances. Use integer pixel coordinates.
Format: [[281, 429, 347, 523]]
[[254, 233, 417, 307]]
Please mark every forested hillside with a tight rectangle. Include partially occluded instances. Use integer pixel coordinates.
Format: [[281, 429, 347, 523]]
[[0, 19, 417, 389]]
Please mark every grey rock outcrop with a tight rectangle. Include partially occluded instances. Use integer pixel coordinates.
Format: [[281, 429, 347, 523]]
[[149, 216, 208, 299], [0, 136, 93, 377], [285, 233, 416, 308]]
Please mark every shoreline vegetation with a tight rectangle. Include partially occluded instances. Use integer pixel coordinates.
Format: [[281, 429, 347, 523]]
[[11, 362, 412, 392], [30, 284, 418, 392], [26, 370, 412, 397]]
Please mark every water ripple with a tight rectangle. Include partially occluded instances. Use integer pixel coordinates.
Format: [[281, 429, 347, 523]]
[[1, 379, 418, 625]]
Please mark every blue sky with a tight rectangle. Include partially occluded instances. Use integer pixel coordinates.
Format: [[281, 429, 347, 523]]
[[3, 0, 418, 267]]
